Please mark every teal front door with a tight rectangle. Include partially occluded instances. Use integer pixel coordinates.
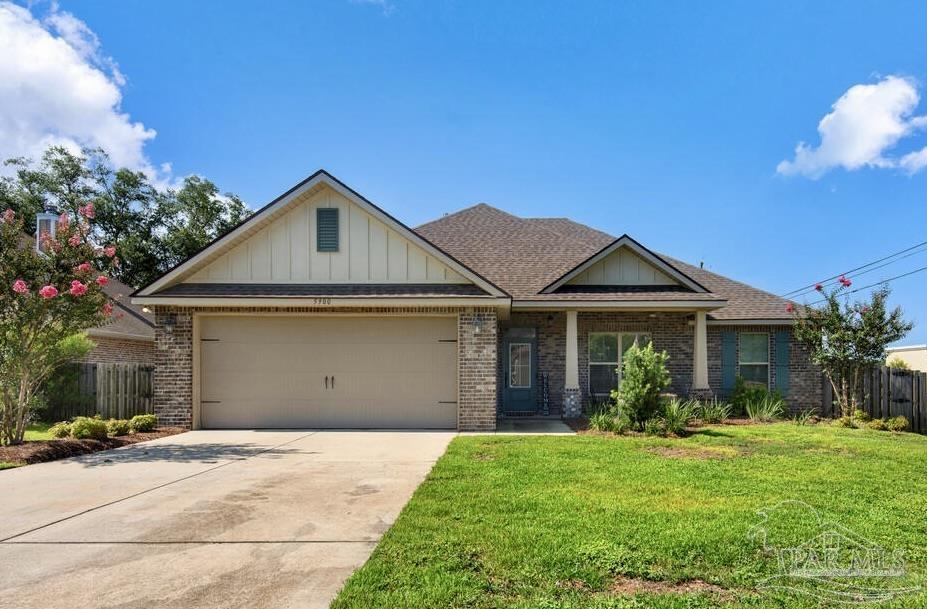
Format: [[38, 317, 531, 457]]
[[502, 328, 538, 414]]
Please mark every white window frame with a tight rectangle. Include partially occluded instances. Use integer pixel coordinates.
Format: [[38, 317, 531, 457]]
[[508, 342, 532, 389], [588, 332, 651, 397], [738, 332, 770, 387]]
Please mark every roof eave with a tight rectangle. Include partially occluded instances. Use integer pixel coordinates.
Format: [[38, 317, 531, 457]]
[[512, 298, 727, 311]]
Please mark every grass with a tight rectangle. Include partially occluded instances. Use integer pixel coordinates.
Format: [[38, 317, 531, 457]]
[[23, 422, 54, 441], [333, 423, 927, 608]]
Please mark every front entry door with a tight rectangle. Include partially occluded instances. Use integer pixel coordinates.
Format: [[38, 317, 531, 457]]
[[502, 328, 538, 414]]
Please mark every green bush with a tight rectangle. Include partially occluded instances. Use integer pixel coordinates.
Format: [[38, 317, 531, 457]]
[[867, 418, 888, 431], [49, 421, 71, 438], [588, 410, 616, 432], [833, 416, 857, 428], [70, 416, 108, 440], [887, 356, 910, 370], [106, 419, 131, 436], [643, 418, 665, 436], [612, 343, 671, 430], [662, 399, 695, 436], [730, 376, 768, 416], [745, 395, 785, 422], [886, 416, 909, 432], [129, 414, 158, 433], [696, 399, 731, 424], [852, 409, 871, 423], [793, 409, 818, 426]]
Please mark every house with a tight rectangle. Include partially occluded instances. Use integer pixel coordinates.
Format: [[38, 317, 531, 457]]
[[886, 345, 927, 371], [132, 170, 820, 431], [84, 276, 156, 364]]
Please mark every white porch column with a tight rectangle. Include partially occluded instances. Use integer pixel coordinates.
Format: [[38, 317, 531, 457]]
[[693, 310, 710, 392], [563, 310, 581, 417]]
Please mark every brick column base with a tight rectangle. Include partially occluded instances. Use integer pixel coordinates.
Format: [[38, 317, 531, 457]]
[[563, 387, 582, 418], [688, 388, 714, 401]]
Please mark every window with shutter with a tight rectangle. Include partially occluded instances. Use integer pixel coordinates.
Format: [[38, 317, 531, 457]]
[[316, 208, 339, 252]]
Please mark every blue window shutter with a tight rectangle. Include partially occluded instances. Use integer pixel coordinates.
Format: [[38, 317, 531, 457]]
[[775, 330, 790, 396], [316, 208, 339, 252], [721, 331, 736, 393]]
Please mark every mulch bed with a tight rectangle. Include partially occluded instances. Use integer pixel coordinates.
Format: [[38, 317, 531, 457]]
[[0, 427, 186, 467], [565, 415, 769, 435]]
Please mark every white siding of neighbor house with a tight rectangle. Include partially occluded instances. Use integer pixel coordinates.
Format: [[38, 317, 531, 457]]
[[187, 186, 469, 284], [566, 247, 678, 286]]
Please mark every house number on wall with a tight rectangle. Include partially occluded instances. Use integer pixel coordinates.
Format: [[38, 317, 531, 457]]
[[312, 298, 332, 305]]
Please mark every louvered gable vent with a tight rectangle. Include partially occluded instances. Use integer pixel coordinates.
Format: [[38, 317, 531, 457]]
[[316, 208, 339, 252]]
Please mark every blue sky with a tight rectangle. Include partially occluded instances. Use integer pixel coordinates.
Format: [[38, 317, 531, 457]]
[[4, 0, 927, 343]]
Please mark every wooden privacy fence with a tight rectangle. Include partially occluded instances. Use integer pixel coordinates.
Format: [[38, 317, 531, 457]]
[[822, 366, 927, 433], [45, 362, 154, 421]]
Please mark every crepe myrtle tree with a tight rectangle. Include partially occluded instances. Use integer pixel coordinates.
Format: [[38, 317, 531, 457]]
[[789, 277, 912, 418], [0, 207, 117, 445]]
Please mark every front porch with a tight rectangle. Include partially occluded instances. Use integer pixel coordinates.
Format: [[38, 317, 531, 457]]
[[497, 309, 712, 418]]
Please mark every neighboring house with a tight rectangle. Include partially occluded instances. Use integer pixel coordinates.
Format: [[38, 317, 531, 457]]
[[84, 276, 156, 365], [132, 170, 819, 431], [886, 345, 927, 372]]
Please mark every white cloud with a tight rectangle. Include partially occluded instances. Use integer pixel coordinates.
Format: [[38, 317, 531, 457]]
[[777, 76, 927, 178], [0, 1, 169, 184]]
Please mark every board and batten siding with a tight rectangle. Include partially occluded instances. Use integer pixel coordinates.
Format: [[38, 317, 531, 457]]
[[188, 186, 468, 284], [565, 247, 677, 286]]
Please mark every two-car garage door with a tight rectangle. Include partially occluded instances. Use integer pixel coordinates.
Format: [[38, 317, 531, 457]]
[[199, 316, 458, 429]]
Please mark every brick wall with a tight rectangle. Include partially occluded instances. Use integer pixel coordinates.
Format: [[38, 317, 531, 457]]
[[707, 325, 821, 412], [153, 305, 498, 431], [84, 336, 156, 365], [459, 310, 498, 431]]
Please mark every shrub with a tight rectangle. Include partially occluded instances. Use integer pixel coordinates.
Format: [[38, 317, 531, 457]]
[[588, 410, 616, 432], [887, 356, 910, 370], [612, 343, 671, 430], [696, 399, 731, 424], [886, 416, 909, 432], [730, 376, 770, 416], [643, 418, 665, 436], [106, 419, 131, 436], [70, 416, 108, 440], [662, 399, 695, 436], [129, 414, 158, 433], [833, 416, 857, 428], [793, 409, 817, 426], [49, 421, 71, 438], [852, 409, 871, 423], [745, 395, 784, 422], [867, 418, 888, 431]]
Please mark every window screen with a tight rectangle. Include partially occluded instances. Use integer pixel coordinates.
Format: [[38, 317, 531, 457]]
[[739, 333, 769, 385]]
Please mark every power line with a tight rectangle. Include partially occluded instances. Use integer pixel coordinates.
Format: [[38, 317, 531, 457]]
[[787, 244, 927, 300], [805, 263, 927, 306], [780, 239, 927, 297]]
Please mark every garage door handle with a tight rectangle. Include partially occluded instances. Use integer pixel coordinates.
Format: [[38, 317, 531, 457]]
[[325, 376, 329, 389], [331, 375, 335, 388]]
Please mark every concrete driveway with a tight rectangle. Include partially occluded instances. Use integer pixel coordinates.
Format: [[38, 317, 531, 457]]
[[0, 430, 455, 609]]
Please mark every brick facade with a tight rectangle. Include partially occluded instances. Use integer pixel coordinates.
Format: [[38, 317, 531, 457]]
[[152, 306, 498, 432], [84, 336, 156, 365]]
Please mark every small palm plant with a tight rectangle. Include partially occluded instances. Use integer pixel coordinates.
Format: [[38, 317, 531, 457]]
[[696, 398, 731, 424], [662, 399, 696, 436], [745, 395, 785, 422]]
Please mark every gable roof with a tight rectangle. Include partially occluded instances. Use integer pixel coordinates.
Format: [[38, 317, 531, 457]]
[[415, 204, 795, 320], [134, 171, 508, 300], [90, 277, 155, 341]]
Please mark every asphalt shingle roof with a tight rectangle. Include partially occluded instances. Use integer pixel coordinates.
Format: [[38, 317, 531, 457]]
[[415, 204, 793, 320]]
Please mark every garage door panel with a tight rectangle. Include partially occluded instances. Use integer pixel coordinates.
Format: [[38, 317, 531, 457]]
[[200, 316, 458, 429]]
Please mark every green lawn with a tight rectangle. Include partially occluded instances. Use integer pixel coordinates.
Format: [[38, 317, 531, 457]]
[[23, 422, 53, 441], [333, 423, 927, 608]]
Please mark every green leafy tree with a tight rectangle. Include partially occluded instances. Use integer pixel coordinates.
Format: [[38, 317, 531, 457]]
[[612, 342, 671, 430], [792, 281, 912, 418], [0, 208, 117, 445], [0, 147, 250, 289]]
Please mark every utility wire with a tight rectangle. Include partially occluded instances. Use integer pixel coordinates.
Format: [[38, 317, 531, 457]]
[[805, 263, 927, 306], [787, 244, 927, 300], [780, 239, 927, 297]]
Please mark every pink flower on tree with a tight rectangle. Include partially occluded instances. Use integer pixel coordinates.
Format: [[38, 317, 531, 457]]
[[68, 232, 81, 246], [95, 275, 109, 287], [785, 303, 795, 313], [103, 245, 116, 258], [74, 262, 92, 274], [78, 203, 95, 219], [12, 280, 28, 294], [102, 302, 114, 317], [861, 305, 870, 314], [2, 209, 13, 223], [838, 275, 852, 287], [38, 285, 58, 299], [814, 283, 823, 291], [57, 214, 70, 230], [69, 280, 88, 297]]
